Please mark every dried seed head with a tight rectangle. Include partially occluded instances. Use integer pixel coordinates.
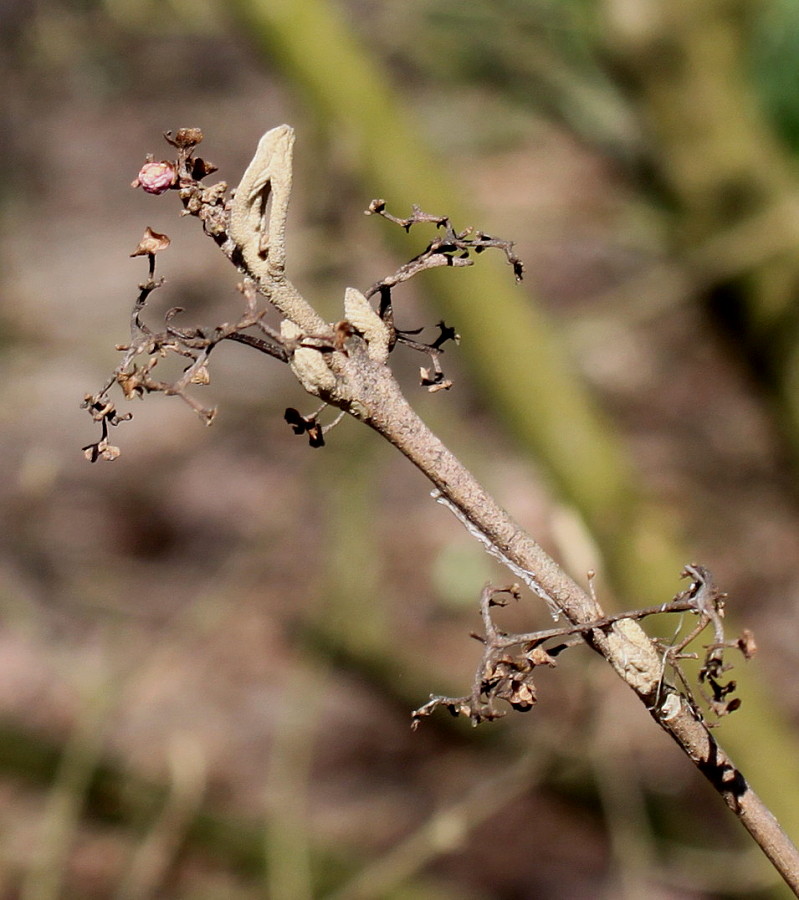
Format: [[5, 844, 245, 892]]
[[169, 127, 204, 148]]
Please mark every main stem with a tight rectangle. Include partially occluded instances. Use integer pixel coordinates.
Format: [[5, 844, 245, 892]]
[[355, 361, 601, 624], [350, 356, 799, 894]]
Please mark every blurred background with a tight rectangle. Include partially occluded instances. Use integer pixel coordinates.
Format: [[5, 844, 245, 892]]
[[3, 0, 799, 897]]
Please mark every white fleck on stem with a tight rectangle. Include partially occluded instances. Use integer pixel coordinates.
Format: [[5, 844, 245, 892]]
[[431, 489, 561, 619]]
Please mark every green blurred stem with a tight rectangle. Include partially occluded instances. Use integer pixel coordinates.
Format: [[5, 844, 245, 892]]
[[603, 0, 799, 466], [224, 0, 685, 602], [20, 677, 116, 900], [222, 0, 799, 884]]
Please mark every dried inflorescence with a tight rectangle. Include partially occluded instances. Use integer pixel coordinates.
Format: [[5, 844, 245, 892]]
[[81, 398, 131, 462], [363, 200, 521, 391], [364, 200, 524, 284], [83, 127, 523, 457], [81, 260, 272, 436], [412, 566, 755, 729], [412, 584, 563, 727]]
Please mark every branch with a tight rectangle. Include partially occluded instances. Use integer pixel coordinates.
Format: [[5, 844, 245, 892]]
[[349, 353, 799, 892], [88, 125, 799, 895]]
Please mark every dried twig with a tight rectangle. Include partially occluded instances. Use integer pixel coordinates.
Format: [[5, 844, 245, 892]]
[[85, 126, 799, 895]]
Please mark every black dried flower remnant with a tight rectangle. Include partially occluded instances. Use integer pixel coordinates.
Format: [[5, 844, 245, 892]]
[[284, 408, 325, 448]]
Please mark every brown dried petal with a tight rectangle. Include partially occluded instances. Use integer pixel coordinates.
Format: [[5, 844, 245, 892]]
[[507, 680, 537, 712], [737, 629, 757, 660], [527, 647, 558, 668], [190, 157, 218, 180], [284, 407, 307, 434], [189, 364, 210, 385], [83, 440, 120, 463], [130, 227, 171, 257], [100, 443, 121, 461], [117, 368, 147, 399], [428, 380, 453, 393], [307, 422, 325, 448]]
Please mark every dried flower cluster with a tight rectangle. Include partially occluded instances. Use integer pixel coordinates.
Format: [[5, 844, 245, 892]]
[[83, 128, 520, 455], [412, 566, 755, 728]]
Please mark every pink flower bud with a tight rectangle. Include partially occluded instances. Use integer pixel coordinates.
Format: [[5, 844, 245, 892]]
[[132, 161, 177, 195]]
